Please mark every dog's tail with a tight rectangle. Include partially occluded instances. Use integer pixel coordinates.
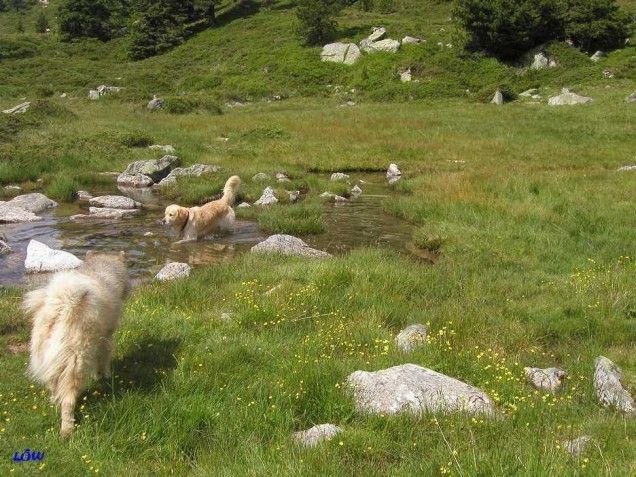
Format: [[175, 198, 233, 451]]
[[22, 289, 48, 317], [222, 175, 241, 205]]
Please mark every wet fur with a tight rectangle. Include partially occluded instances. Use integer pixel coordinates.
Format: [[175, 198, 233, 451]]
[[164, 175, 241, 242], [23, 252, 130, 438]]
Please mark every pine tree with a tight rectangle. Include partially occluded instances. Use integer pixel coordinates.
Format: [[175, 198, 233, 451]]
[[296, 0, 342, 46], [58, 0, 114, 41]]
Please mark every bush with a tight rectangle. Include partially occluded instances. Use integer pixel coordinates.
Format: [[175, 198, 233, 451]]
[[59, 0, 116, 41], [119, 130, 153, 148], [163, 96, 222, 115], [296, 0, 342, 46], [563, 0, 633, 52]]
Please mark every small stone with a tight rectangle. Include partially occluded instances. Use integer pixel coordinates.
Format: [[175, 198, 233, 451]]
[[24, 240, 82, 273], [155, 262, 191, 281], [531, 52, 557, 70], [251, 235, 331, 258], [491, 90, 504, 105], [594, 356, 635, 414], [2, 101, 30, 114], [147, 95, 165, 111], [0, 239, 11, 256], [368, 26, 387, 42], [88, 207, 140, 219], [524, 367, 567, 393], [590, 50, 605, 62], [625, 92, 636, 103], [89, 195, 141, 209], [387, 163, 402, 177], [402, 36, 422, 45], [320, 192, 347, 202], [519, 88, 539, 97], [220, 312, 233, 322], [252, 173, 270, 182], [255, 187, 278, 206], [602, 69, 614, 79], [400, 69, 412, 83], [548, 88, 593, 106], [237, 202, 251, 208], [287, 190, 300, 202], [89, 90, 100, 100], [367, 38, 401, 54], [155, 164, 221, 187], [143, 232, 154, 237], [293, 424, 342, 448], [563, 436, 593, 458], [351, 185, 362, 196], [122, 155, 180, 183], [330, 172, 349, 181], [395, 324, 428, 352], [617, 164, 636, 172]]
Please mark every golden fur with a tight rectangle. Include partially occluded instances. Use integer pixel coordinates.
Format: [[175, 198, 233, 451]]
[[23, 252, 130, 438], [163, 175, 241, 242]]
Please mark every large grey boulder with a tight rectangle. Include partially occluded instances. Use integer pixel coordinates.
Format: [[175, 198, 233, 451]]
[[347, 364, 495, 417], [147, 95, 165, 111], [524, 367, 567, 393], [593, 356, 635, 414], [155, 262, 192, 281], [156, 164, 221, 187], [121, 155, 180, 183], [251, 234, 331, 258], [321, 43, 361, 65], [7, 193, 57, 214], [89, 195, 141, 209], [25, 240, 82, 273], [2, 102, 30, 114], [548, 88, 593, 106], [0, 204, 42, 223], [254, 186, 278, 206], [395, 324, 428, 352], [117, 173, 154, 188], [293, 424, 342, 448], [368, 27, 387, 42], [366, 39, 401, 53]]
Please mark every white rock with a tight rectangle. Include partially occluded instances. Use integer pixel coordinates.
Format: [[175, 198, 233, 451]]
[[0, 239, 11, 256], [387, 163, 402, 177], [366, 39, 401, 53], [320, 192, 347, 202], [155, 262, 191, 281], [156, 164, 221, 187], [400, 69, 412, 83], [89, 195, 141, 209], [2, 102, 30, 114], [252, 173, 271, 181], [6, 193, 57, 214], [594, 356, 635, 414], [548, 88, 593, 106], [347, 363, 495, 417], [88, 90, 100, 100], [351, 185, 362, 196], [0, 204, 42, 223], [531, 52, 557, 70], [122, 155, 179, 183], [220, 312, 233, 322], [25, 240, 82, 273], [88, 207, 140, 219], [617, 164, 636, 171], [563, 436, 593, 458], [251, 234, 331, 258], [491, 90, 504, 105], [237, 202, 251, 208], [287, 190, 300, 202], [293, 424, 342, 448], [590, 51, 605, 62], [148, 144, 175, 154], [330, 172, 349, 181], [76, 190, 93, 201], [368, 27, 386, 42], [402, 36, 422, 45], [276, 172, 290, 182], [321, 43, 361, 65], [255, 187, 278, 206], [117, 173, 154, 188], [524, 367, 567, 393], [519, 88, 539, 97], [395, 324, 428, 352], [625, 92, 636, 103], [147, 95, 165, 111]]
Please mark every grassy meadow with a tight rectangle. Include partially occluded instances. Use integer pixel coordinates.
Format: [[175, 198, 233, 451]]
[[1, 0, 635, 475]]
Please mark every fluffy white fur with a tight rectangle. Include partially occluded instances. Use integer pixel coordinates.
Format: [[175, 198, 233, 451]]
[[23, 252, 130, 438]]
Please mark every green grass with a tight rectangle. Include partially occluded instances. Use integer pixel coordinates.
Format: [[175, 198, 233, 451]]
[[0, 0, 635, 475]]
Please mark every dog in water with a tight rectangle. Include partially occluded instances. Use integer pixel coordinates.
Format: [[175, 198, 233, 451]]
[[163, 175, 241, 242], [23, 251, 130, 438]]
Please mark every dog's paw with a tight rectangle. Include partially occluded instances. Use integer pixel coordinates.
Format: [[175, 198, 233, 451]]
[[60, 426, 74, 439]]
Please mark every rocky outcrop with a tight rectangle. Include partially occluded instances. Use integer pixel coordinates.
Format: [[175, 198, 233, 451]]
[[395, 324, 428, 352], [347, 364, 495, 417], [121, 155, 179, 183], [255, 187, 278, 206], [0, 204, 42, 223], [155, 262, 192, 281], [89, 195, 141, 209], [548, 89, 593, 106], [293, 424, 342, 448], [524, 367, 567, 393], [321, 43, 361, 65], [251, 234, 331, 258], [155, 164, 221, 187], [24, 240, 82, 273], [593, 356, 635, 414], [6, 193, 57, 214], [2, 102, 30, 114]]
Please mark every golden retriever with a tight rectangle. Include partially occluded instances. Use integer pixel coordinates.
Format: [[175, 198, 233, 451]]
[[163, 175, 241, 242]]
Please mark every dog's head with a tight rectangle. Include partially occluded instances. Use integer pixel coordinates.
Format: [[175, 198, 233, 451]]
[[163, 205, 188, 228]]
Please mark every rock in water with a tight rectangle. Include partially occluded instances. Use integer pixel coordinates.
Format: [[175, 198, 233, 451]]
[[89, 195, 141, 209], [251, 235, 332, 258], [0, 204, 42, 223], [25, 240, 82, 273], [351, 185, 362, 196], [395, 324, 428, 352], [6, 193, 57, 214], [2, 102, 30, 114], [490, 90, 504, 105], [524, 367, 567, 393], [156, 262, 191, 281], [0, 239, 11, 256], [117, 173, 154, 188], [387, 163, 402, 177], [548, 89, 593, 106], [293, 424, 342, 448], [77, 190, 93, 201], [593, 356, 635, 414], [562, 436, 593, 458], [121, 155, 180, 183], [330, 172, 350, 181], [147, 95, 165, 111], [321, 43, 361, 65], [255, 187, 278, 206], [88, 207, 140, 219], [347, 363, 495, 416]]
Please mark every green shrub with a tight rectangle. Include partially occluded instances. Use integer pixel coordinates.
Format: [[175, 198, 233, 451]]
[[119, 130, 153, 147], [296, 0, 341, 46], [563, 0, 633, 52], [163, 96, 222, 115], [45, 176, 78, 202]]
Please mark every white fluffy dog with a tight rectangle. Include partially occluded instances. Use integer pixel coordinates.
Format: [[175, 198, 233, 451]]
[[23, 251, 130, 438]]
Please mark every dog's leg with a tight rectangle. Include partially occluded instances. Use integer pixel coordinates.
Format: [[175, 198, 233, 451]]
[[97, 339, 113, 379], [57, 358, 82, 438]]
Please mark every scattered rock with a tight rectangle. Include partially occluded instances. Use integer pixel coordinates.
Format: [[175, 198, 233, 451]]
[[530, 52, 557, 70], [593, 356, 635, 414], [90, 207, 140, 218], [519, 88, 539, 97], [156, 164, 221, 187], [237, 202, 251, 208], [0, 239, 11, 256], [149, 144, 176, 154], [276, 172, 290, 182], [220, 312, 233, 322], [590, 51, 605, 62], [400, 69, 412, 83], [320, 192, 347, 202], [351, 185, 362, 196], [251, 234, 331, 258], [155, 262, 191, 281], [347, 364, 495, 417], [563, 436, 593, 458], [0, 204, 42, 223], [625, 92, 636, 103], [88, 90, 100, 100], [76, 190, 93, 201], [524, 367, 567, 393], [368, 27, 387, 42], [365, 38, 401, 54], [617, 164, 636, 172], [395, 324, 428, 352], [321, 43, 361, 65], [252, 172, 271, 182], [122, 155, 179, 183], [402, 36, 422, 45], [147, 95, 165, 111], [387, 163, 402, 177], [89, 195, 141, 209], [254, 187, 278, 206], [25, 240, 82, 273], [330, 172, 349, 181], [2, 102, 30, 114], [116, 173, 154, 188], [293, 424, 342, 448], [602, 69, 614, 79], [491, 90, 504, 105], [6, 193, 57, 214], [548, 88, 592, 106], [287, 190, 300, 202], [388, 175, 401, 185], [143, 232, 154, 237]]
